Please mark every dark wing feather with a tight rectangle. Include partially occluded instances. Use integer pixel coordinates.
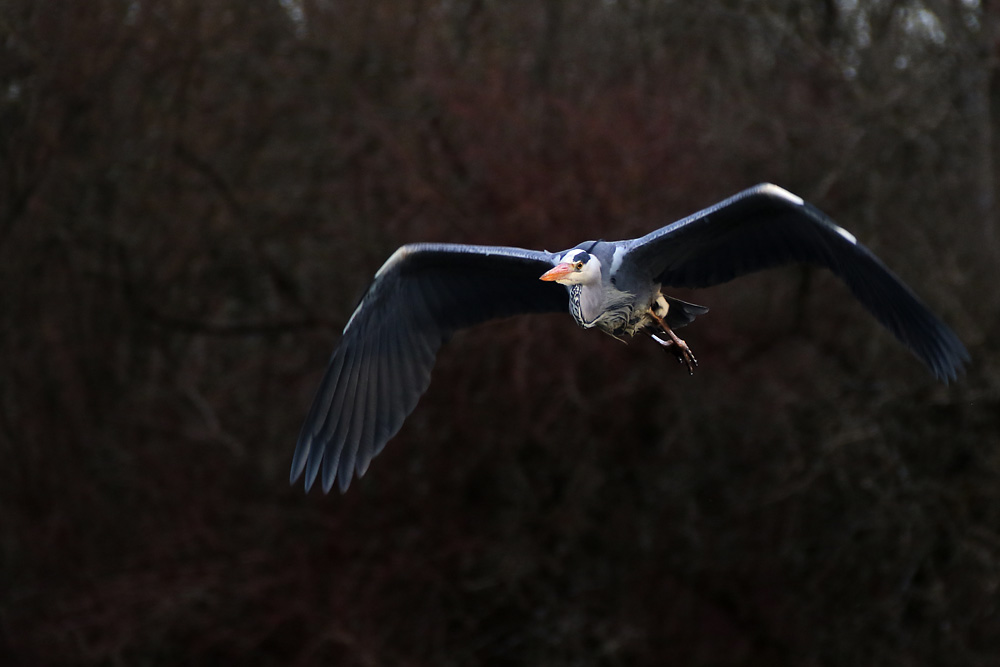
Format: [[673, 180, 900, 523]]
[[623, 184, 968, 381], [291, 243, 566, 493]]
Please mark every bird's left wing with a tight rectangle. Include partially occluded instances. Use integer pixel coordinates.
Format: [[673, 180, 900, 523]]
[[622, 184, 968, 381], [291, 243, 566, 493]]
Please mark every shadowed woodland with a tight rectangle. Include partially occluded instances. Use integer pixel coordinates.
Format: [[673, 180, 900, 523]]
[[3, 0, 1000, 664]]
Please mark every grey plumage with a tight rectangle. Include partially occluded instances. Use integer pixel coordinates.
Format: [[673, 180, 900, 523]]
[[291, 184, 968, 493]]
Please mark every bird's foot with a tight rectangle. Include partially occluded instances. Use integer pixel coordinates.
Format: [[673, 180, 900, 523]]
[[651, 332, 698, 375], [649, 310, 698, 375]]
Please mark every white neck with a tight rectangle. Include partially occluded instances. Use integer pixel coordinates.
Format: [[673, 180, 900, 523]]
[[578, 282, 604, 323]]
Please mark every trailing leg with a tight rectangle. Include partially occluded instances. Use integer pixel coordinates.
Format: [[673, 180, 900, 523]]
[[650, 311, 698, 375]]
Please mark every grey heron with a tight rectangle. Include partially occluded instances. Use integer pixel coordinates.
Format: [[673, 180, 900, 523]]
[[291, 184, 968, 493]]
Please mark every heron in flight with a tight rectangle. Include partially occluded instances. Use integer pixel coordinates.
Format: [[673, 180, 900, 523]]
[[291, 184, 968, 493]]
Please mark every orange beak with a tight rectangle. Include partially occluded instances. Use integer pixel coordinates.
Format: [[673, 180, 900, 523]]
[[539, 263, 575, 282]]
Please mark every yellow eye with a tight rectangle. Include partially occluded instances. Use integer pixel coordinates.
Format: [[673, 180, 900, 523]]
[[575, 262, 583, 270]]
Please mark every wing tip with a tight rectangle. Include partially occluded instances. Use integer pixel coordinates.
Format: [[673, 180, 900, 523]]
[[337, 469, 353, 494], [289, 436, 312, 487], [920, 323, 970, 384], [316, 463, 355, 494], [937, 344, 971, 385], [321, 469, 337, 494]]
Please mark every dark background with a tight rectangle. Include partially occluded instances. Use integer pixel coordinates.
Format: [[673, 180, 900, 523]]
[[3, 1, 1000, 665]]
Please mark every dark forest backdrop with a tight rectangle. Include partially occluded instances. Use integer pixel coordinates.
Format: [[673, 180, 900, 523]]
[[3, 1, 1000, 665]]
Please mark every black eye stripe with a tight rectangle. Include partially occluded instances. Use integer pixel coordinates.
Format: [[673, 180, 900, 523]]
[[570, 240, 602, 264]]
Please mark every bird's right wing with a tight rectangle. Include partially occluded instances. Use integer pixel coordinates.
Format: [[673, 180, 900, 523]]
[[291, 244, 566, 493], [622, 184, 968, 381]]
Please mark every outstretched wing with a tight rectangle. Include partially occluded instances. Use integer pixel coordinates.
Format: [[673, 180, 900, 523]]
[[623, 184, 968, 381], [291, 243, 566, 493]]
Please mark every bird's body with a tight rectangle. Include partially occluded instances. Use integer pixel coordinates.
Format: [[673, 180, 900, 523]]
[[563, 243, 641, 333], [291, 184, 968, 493], [543, 240, 708, 367], [560, 243, 652, 335]]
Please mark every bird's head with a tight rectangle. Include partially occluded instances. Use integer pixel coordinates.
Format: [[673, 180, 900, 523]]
[[539, 249, 602, 285]]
